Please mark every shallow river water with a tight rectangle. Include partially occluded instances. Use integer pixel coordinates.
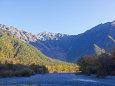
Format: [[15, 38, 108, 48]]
[[0, 73, 115, 86]]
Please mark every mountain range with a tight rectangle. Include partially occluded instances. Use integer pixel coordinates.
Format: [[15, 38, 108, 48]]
[[0, 20, 115, 62]]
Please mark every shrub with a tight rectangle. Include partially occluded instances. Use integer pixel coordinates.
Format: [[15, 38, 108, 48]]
[[77, 53, 114, 78], [15, 68, 35, 77], [112, 71, 115, 75], [30, 64, 49, 74], [77, 57, 93, 74], [0, 70, 14, 77], [0, 64, 7, 70], [85, 66, 92, 76]]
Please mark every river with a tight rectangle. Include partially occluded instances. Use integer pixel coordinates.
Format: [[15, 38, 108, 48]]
[[0, 73, 115, 86]]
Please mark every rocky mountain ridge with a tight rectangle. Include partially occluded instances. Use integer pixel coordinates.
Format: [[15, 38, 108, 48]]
[[0, 24, 69, 42]]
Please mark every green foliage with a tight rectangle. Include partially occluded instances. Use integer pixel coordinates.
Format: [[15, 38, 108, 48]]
[[93, 53, 113, 77], [77, 52, 115, 77], [15, 68, 35, 77], [77, 55, 97, 74], [30, 64, 49, 73], [0, 70, 14, 77], [0, 61, 49, 77]]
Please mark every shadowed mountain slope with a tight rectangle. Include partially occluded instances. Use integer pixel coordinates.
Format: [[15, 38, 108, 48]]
[[67, 21, 115, 62]]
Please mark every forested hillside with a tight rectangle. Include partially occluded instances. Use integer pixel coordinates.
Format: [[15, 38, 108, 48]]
[[0, 28, 74, 66]]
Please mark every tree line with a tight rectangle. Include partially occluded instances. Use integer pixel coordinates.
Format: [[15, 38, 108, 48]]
[[0, 60, 48, 77], [77, 47, 115, 78]]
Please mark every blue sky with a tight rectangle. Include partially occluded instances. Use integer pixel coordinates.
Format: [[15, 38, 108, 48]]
[[0, 0, 115, 35]]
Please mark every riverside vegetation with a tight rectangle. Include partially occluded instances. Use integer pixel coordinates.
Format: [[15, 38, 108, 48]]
[[0, 60, 77, 77], [0, 61, 48, 77], [77, 48, 115, 78]]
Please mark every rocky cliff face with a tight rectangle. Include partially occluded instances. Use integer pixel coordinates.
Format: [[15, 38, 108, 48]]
[[36, 31, 69, 41], [0, 24, 69, 42], [0, 24, 37, 42]]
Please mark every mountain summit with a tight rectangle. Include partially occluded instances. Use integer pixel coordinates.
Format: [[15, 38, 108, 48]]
[[36, 31, 68, 41], [0, 24, 69, 41]]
